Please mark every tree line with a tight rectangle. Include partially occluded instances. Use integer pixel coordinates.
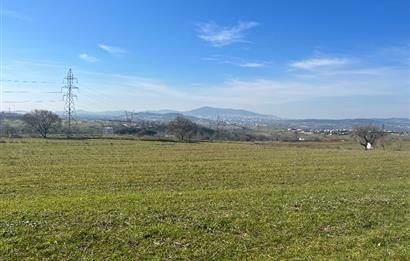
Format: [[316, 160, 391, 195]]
[[0, 109, 391, 150]]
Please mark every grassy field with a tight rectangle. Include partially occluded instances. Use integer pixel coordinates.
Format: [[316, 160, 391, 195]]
[[0, 138, 409, 259]]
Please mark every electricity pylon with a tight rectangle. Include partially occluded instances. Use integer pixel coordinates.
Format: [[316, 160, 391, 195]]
[[62, 68, 78, 136]]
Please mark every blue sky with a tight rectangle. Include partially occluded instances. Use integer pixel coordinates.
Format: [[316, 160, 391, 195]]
[[1, 0, 409, 118]]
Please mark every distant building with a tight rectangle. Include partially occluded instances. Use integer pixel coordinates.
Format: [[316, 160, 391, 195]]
[[102, 126, 114, 136], [366, 143, 373, 150]]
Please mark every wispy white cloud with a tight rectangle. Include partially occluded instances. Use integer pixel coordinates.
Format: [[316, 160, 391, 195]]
[[4, 46, 408, 118], [203, 55, 267, 68], [1, 9, 32, 21], [239, 63, 265, 68], [98, 44, 127, 55], [290, 57, 349, 70], [196, 21, 259, 47], [76, 58, 405, 113], [78, 53, 100, 63]]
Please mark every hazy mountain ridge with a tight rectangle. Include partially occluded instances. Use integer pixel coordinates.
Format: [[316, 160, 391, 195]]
[[73, 106, 280, 122], [2, 107, 409, 131], [184, 106, 280, 120]]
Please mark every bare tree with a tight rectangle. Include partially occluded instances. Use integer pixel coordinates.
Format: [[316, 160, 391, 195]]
[[352, 125, 385, 150], [168, 116, 198, 141], [23, 110, 61, 138]]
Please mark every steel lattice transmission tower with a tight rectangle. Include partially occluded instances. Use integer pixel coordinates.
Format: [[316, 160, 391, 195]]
[[62, 68, 79, 135]]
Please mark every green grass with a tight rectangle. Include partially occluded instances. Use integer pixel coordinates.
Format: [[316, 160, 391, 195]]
[[0, 139, 409, 259]]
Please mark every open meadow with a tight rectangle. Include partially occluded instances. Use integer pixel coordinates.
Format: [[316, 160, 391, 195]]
[[0, 138, 409, 259]]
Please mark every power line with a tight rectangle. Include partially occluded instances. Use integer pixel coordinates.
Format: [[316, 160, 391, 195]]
[[62, 68, 78, 135], [0, 79, 58, 84], [1, 0, 3, 112]]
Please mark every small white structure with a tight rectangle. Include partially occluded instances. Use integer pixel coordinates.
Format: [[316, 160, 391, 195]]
[[366, 142, 373, 150], [102, 126, 114, 136]]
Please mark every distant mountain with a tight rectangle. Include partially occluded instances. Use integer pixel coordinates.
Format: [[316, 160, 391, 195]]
[[146, 109, 180, 114], [62, 108, 409, 131], [75, 110, 186, 121], [73, 106, 281, 123], [127, 112, 186, 121], [75, 110, 125, 120], [183, 106, 280, 121]]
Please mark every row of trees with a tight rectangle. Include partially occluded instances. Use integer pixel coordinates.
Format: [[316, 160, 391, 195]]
[[123, 117, 388, 149], [19, 111, 211, 141], [168, 117, 215, 141], [5, 110, 389, 150]]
